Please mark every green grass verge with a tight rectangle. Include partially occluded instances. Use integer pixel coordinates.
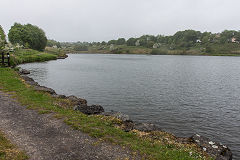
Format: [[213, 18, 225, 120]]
[[10, 49, 58, 66], [0, 68, 211, 160], [44, 47, 67, 57], [0, 131, 28, 160], [78, 43, 240, 56]]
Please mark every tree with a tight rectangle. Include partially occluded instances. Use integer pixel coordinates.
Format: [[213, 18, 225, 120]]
[[107, 40, 117, 45], [116, 38, 126, 45], [220, 30, 237, 43], [172, 30, 201, 48], [235, 31, 240, 42], [146, 41, 155, 48], [8, 23, 47, 51], [0, 25, 6, 51], [47, 39, 61, 48], [200, 32, 212, 44], [126, 38, 136, 46], [101, 41, 107, 45]]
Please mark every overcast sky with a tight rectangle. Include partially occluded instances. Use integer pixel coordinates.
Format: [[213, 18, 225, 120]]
[[1, 0, 240, 42]]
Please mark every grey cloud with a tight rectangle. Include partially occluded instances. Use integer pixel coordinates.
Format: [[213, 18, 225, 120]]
[[1, 0, 240, 42]]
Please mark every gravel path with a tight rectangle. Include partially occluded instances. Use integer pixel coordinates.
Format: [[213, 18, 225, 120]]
[[0, 91, 139, 160]]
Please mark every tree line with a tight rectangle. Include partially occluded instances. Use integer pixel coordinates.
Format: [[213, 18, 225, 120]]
[[104, 30, 240, 49], [58, 29, 240, 53], [1, 22, 240, 53]]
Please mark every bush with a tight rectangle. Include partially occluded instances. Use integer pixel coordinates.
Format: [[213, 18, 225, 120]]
[[0, 25, 6, 51], [8, 23, 47, 51]]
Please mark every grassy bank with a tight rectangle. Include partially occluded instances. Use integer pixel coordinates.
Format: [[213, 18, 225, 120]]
[[9, 49, 58, 66], [0, 67, 212, 160], [67, 43, 240, 56], [44, 47, 67, 57], [0, 131, 28, 160]]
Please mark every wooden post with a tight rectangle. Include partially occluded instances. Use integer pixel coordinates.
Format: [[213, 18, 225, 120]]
[[1, 52, 4, 66], [7, 52, 10, 67]]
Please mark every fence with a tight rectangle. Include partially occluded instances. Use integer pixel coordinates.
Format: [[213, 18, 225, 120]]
[[0, 51, 10, 67]]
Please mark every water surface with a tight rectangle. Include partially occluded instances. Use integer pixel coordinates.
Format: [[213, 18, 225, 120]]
[[20, 54, 240, 159]]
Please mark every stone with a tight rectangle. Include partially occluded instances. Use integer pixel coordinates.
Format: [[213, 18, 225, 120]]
[[26, 80, 39, 86], [176, 137, 192, 144], [20, 69, 30, 74], [33, 86, 56, 95], [21, 75, 35, 82], [114, 112, 130, 122], [20, 75, 39, 86], [133, 123, 160, 132], [67, 95, 87, 105], [101, 111, 131, 122], [74, 104, 104, 115], [191, 134, 232, 160], [57, 55, 68, 59], [51, 94, 67, 99], [122, 121, 135, 132]]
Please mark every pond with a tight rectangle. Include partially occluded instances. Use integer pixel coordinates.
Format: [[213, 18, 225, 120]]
[[20, 54, 240, 159]]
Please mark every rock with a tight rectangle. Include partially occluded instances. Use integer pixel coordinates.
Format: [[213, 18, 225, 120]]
[[101, 111, 131, 122], [57, 55, 68, 59], [191, 134, 232, 160], [67, 95, 87, 105], [21, 75, 56, 95], [26, 80, 39, 86], [21, 75, 39, 86], [51, 94, 67, 99], [176, 137, 192, 144], [122, 121, 135, 132], [21, 75, 35, 82], [20, 69, 30, 74], [133, 123, 160, 132], [33, 86, 56, 95], [74, 104, 104, 115], [114, 112, 131, 122]]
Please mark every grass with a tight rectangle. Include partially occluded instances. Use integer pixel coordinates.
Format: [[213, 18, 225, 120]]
[[78, 43, 240, 56], [0, 131, 28, 160], [0, 67, 212, 160], [10, 49, 58, 66], [44, 47, 67, 57]]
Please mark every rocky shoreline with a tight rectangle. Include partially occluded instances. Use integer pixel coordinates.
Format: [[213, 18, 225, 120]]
[[18, 68, 233, 160]]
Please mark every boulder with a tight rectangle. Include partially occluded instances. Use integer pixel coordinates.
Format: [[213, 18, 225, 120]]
[[21, 75, 35, 82], [74, 104, 104, 115], [133, 123, 160, 132], [51, 94, 67, 99], [21, 75, 56, 95], [122, 121, 135, 132], [20, 69, 30, 74], [67, 95, 87, 105], [21, 75, 39, 86], [191, 134, 232, 160], [33, 86, 56, 95], [101, 111, 131, 122], [57, 54, 68, 59], [26, 80, 39, 86]]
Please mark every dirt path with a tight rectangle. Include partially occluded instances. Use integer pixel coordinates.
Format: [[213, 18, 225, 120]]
[[0, 91, 139, 160]]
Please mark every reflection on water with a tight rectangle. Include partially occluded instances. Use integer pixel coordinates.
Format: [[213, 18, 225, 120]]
[[20, 54, 240, 159]]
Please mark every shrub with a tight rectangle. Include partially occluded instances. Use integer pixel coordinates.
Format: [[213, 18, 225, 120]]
[[8, 23, 47, 51]]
